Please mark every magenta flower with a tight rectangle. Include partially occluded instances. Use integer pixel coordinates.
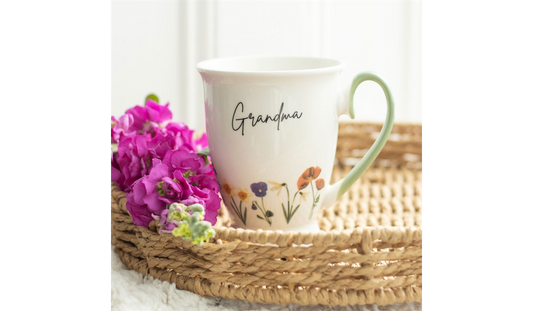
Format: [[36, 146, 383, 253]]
[[163, 122, 207, 152], [119, 99, 173, 137], [162, 150, 221, 224], [152, 208, 179, 233], [111, 114, 134, 143], [163, 149, 205, 174], [192, 174, 219, 193], [125, 105, 148, 132], [111, 149, 124, 185], [107, 116, 120, 144], [192, 187, 221, 225], [113, 96, 221, 229], [176, 186, 221, 225], [126, 161, 185, 225], [145, 99, 172, 123], [115, 113, 132, 129], [114, 126, 209, 192], [125, 190, 154, 227], [125, 158, 221, 227], [115, 135, 151, 191], [146, 131, 177, 159]]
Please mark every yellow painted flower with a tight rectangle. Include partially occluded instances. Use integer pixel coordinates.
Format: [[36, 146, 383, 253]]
[[268, 181, 284, 196], [300, 191, 309, 202], [237, 187, 252, 203]]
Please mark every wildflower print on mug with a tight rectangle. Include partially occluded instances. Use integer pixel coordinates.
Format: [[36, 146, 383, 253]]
[[270, 166, 324, 224], [250, 182, 274, 225], [296, 167, 325, 220], [221, 180, 249, 226], [221, 166, 324, 227]]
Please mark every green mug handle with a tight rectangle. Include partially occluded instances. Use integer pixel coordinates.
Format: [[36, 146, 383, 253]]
[[323, 72, 395, 206]]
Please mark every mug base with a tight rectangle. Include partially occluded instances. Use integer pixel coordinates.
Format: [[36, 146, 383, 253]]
[[232, 221, 321, 233], [281, 221, 321, 233]]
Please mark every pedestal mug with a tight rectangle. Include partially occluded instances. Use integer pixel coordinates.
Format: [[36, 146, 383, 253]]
[[197, 56, 394, 232]]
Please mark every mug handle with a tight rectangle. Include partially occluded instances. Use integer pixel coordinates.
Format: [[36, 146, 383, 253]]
[[322, 72, 395, 207]]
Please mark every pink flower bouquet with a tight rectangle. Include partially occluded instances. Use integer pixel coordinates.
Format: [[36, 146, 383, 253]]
[[111, 95, 220, 245]]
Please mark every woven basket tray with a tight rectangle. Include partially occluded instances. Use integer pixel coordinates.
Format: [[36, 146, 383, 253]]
[[111, 121, 422, 306]]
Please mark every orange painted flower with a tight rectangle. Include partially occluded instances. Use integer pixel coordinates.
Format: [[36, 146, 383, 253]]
[[315, 178, 325, 190], [297, 178, 309, 191], [222, 180, 234, 195], [297, 166, 322, 190]]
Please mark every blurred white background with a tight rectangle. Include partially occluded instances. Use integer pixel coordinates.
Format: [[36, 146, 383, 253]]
[[112, 0, 421, 131]]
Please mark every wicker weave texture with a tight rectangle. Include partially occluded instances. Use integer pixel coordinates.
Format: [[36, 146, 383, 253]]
[[111, 122, 422, 306]]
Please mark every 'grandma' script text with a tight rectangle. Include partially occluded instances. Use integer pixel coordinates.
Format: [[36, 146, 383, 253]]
[[231, 102, 303, 136]]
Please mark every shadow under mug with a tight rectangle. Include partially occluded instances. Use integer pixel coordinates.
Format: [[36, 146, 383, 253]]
[[197, 56, 394, 232]]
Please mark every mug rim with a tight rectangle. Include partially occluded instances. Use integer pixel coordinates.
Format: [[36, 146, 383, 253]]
[[196, 55, 345, 76]]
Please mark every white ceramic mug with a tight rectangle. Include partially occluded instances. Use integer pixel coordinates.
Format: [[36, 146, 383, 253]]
[[197, 56, 394, 232]]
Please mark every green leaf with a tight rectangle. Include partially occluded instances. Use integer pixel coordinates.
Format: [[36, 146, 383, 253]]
[[145, 93, 159, 104], [244, 207, 248, 222], [291, 204, 301, 216], [197, 146, 210, 157], [282, 203, 288, 220], [257, 215, 264, 220], [315, 194, 321, 204]]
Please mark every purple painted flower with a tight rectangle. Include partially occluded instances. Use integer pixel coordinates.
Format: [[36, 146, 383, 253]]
[[250, 182, 268, 197]]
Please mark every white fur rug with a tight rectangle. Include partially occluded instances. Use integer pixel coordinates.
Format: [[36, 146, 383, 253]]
[[111, 246, 421, 311]]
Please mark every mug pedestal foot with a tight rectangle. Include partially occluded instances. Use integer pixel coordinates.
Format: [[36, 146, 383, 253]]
[[230, 221, 321, 233], [278, 221, 321, 233]]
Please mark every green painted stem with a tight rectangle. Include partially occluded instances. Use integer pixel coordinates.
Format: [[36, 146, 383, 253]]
[[309, 181, 316, 220]]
